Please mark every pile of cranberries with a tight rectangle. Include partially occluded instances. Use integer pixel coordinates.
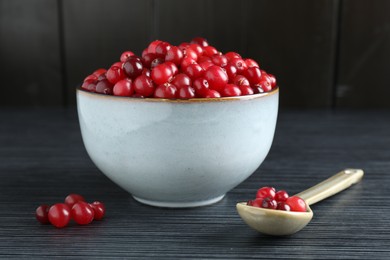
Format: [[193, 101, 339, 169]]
[[35, 194, 105, 228], [247, 187, 307, 212], [81, 37, 277, 99]]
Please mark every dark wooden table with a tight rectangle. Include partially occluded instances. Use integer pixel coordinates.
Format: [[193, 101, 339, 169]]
[[1, 108, 389, 259]]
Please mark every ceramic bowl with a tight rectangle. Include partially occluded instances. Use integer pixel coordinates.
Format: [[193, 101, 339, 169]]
[[76, 87, 279, 208]]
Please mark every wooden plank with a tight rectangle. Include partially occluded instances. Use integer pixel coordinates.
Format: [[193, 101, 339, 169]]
[[0, 0, 62, 106], [335, 0, 390, 108], [246, 0, 339, 108], [63, 0, 153, 105]]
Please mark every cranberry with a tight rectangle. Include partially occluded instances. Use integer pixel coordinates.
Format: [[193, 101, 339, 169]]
[[183, 63, 204, 80], [120, 51, 135, 62], [199, 61, 214, 71], [225, 52, 241, 61], [81, 77, 97, 91], [178, 42, 190, 52], [142, 53, 160, 68], [275, 190, 289, 202], [134, 75, 155, 97], [166, 61, 178, 76], [245, 67, 262, 85], [123, 57, 143, 79], [84, 74, 97, 82], [48, 203, 71, 228], [221, 84, 241, 97], [180, 56, 196, 69], [239, 85, 254, 96], [256, 187, 276, 199], [142, 68, 151, 77], [188, 43, 203, 56], [165, 46, 184, 66], [90, 201, 105, 220], [193, 77, 209, 97], [197, 56, 212, 64], [249, 198, 264, 208], [261, 197, 278, 209], [229, 58, 248, 73], [113, 78, 134, 96], [245, 58, 259, 68], [106, 65, 125, 84], [204, 66, 228, 92], [92, 69, 107, 78], [184, 48, 198, 61], [178, 86, 196, 99], [285, 196, 307, 212], [257, 79, 272, 92], [171, 73, 191, 89], [203, 46, 218, 57], [267, 73, 277, 88], [211, 54, 228, 67], [191, 37, 208, 47], [277, 202, 291, 211], [151, 63, 174, 85], [65, 193, 85, 208], [141, 48, 148, 57], [147, 40, 163, 53], [224, 64, 237, 80], [96, 79, 113, 95], [155, 41, 171, 56], [154, 83, 177, 99], [71, 201, 94, 225], [35, 205, 50, 224], [233, 75, 250, 87], [203, 89, 221, 98], [253, 85, 265, 94], [150, 57, 165, 69]]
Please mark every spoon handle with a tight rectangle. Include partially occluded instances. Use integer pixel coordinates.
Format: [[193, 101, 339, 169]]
[[295, 169, 364, 206]]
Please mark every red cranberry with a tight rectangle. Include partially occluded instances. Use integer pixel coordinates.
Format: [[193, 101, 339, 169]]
[[285, 196, 307, 212], [134, 75, 155, 97], [225, 52, 241, 61], [147, 40, 163, 53], [221, 84, 241, 97], [123, 57, 143, 79], [245, 58, 259, 68], [166, 61, 178, 76], [35, 205, 50, 224], [197, 56, 212, 64], [120, 51, 135, 62], [203, 46, 218, 57], [113, 78, 134, 96], [165, 46, 184, 66], [81, 77, 97, 92], [92, 69, 107, 78], [256, 187, 276, 199], [257, 79, 272, 92], [90, 201, 105, 220], [178, 42, 190, 52], [233, 75, 250, 87], [142, 53, 160, 68], [250, 198, 264, 208], [224, 64, 237, 80], [275, 190, 289, 202], [48, 203, 71, 228], [178, 86, 196, 99], [261, 197, 278, 209], [203, 89, 221, 98], [106, 65, 125, 84], [154, 83, 177, 99], [199, 61, 214, 71], [211, 54, 228, 67], [277, 202, 291, 211], [239, 85, 254, 96], [184, 48, 198, 61], [229, 58, 248, 73], [150, 57, 165, 69], [151, 63, 174, 85], [171, 73, 191, 89], [245, 67, 262, 85], [155, 41, 171, 56], [141, 48, 148, 57], [253, 86, 265, 94], [191, 37, 208, 47], [64, 193, 85, 208], [181, 56, 196, 69], [267, 73, 277, 88], [193, 77, 209, 97], [71, 201, 94, 225], [183, 63, 204, 80], [204, 66, 228, 92], [142, 68, 151, 77], [188, 43, 203, 56], [96, 79, 113, 95]]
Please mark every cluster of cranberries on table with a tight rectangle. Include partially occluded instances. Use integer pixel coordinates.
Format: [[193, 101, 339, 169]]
[[80, 37, 277, 99]]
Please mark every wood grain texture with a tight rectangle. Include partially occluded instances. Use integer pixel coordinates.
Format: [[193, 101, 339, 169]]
[[0, 108, 389, 259], [0, 0, 62, 106], [246, 0, 339, 108], [62, 0, 153, 105], [335, 0, 390, 108]]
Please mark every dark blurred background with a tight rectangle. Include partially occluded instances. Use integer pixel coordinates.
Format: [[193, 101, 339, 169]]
[[0, 0, 389, 108]]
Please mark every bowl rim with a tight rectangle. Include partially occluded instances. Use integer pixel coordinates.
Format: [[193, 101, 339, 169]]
[[76, 86, 278, 103]]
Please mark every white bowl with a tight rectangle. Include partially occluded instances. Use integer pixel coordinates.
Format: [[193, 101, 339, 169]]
[[76, 88, 279, 208]]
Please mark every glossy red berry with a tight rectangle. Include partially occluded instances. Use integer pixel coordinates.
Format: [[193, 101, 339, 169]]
[[203, 46, 218, 57], [35, 204, 50, 224], [142, 53, 160, 68], [165, 46, 184, 66], [275, 190, 289, 202], [233, 75, 250, 87], [154, 83, 177, 99], [257, 79, 272, 92], [191, 37, 208, 47], [48, 203, 71, 228], [229, 58, 247, 73], [134, 75, 155, 97], [252, 85, 265, 94], [221, 84, 241, 97], [180, 56, 196, 69], [147, 40, 163, 53], [92, 68, 107, 78], [285, 196, 307, 212], [261, 197, 278, 209], [150, 57, 165, 69], [277, 202, 291, 211], [267, 73, 277, 88], [245, 58, 259, 68], [183, 63, 204, 80], [204, 66, 228, 92], [225, 52, 241, 61], [239, 85, 254, 96], [113, 78, 134, 97], [90, 201, 105, 220], [199, 61, 214, 71], [166, 61, 178, 76], [224, 64, 237, 80], [106, 65, 125, 84], [123, 57, 143, 79], [95, 79, 113, 95], [245, 67, 262, 85], [203, 89, 221, 98], [178, 86, 196, 99], [71, 201, 94, 225], [211, 54, 228, 67], [155, 41, 171, 56], [171, 73, 191, 89], [249, 198, 264, 208], [188, 43, 203, 56], [65, 194, 85, 208], [120, 51, 135, 62], [151, 63, 174, 85], [193, 77, 209, 97], [256, 187, 276, 199], [184, 48, 198, 61]]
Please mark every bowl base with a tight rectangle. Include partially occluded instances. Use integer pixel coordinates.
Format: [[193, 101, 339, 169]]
[[132, 194, 225, 208]]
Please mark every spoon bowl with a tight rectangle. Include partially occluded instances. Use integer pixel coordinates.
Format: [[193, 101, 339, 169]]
[[236, 169, 364, 236]]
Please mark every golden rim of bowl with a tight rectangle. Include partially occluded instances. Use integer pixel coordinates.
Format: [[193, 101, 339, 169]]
[[76, 86, 278, 103]]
